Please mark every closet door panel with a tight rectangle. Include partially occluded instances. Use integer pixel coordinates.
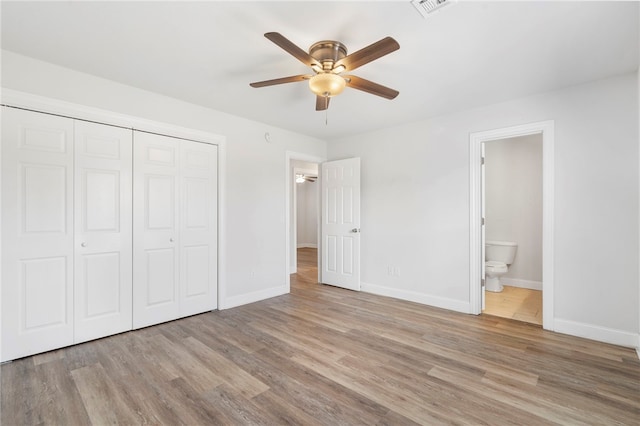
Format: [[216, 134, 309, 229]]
[[179, 141, 218, 316], [1, 108, 74, 362], [133, 132, 180, 329], [74, 121, 132, 344]]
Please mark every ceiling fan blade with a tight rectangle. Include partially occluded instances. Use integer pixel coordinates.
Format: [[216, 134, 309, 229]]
[[335, 36, 399, 72], [250, 74, 312, 88], [315, 95, 330, 111], [344, 75, 399, 100], [264, 32, 321, 68]]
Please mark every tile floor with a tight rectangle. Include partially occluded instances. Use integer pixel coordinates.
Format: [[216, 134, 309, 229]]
[[483, 285, 542, 325]]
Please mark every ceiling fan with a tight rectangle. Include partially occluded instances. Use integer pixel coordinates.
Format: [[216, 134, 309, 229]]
[[250, 32, 400, 111], [295, 173, 317, 183]]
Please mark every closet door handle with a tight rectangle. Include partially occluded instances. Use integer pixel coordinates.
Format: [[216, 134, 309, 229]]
[[169, 238, 174, 243], [80, 242, 87, 247]]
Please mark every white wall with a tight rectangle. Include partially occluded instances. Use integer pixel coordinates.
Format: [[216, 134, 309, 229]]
[[485, 135, 543, 287], [328, 72, 639, 345], [1, 50, 327, 308]]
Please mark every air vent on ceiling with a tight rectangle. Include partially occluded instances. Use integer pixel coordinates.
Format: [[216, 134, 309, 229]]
[[411, 0, 455, 18]]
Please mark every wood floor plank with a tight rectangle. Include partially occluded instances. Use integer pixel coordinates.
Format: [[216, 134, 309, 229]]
[[90, 335, 192, 425], [33, 359, 93, 425], [183, 336, 270, 398], [71, 362, 142, 425], [247, 346, 393, 425], [249, 390, 330, 426], [1, 247, 638, 425]]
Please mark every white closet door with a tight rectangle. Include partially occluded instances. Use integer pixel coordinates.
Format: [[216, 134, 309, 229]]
[[1, 108, 74, 362], [179, 140, 218, 316], [132, 131, 180, 328], [74, 121, 132, 343]]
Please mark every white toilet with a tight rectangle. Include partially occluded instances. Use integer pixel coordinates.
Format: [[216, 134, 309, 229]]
[[485, 240, 517, 292]]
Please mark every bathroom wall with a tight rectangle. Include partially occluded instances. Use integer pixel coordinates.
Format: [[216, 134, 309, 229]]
[[485, 135, 543, 289]]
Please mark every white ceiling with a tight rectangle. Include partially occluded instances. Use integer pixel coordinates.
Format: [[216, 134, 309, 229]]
[[2, 1, 638, 140]]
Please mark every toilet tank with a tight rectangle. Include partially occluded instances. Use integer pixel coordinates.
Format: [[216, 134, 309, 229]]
[[485, 240, 517, 264]]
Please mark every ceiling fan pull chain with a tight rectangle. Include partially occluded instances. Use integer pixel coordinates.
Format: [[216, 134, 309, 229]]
[[325, 94, 329, 125]]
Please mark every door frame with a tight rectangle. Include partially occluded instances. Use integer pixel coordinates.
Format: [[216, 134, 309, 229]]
[[285, 151, 325, 292], [469, 120, 555, 330]]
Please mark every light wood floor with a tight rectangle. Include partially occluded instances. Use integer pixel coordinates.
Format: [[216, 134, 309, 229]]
[[2, 248, 638, 425], [484, 285, 543, 325]]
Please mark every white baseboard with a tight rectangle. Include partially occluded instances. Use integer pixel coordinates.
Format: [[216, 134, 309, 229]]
[[501, 277, 542, 291], [220, 285, 288, 310], [554, 318, 639, 348], [296, 243, 317, 248], [289, 265, 297, 274], [361, 282, 471, 314]]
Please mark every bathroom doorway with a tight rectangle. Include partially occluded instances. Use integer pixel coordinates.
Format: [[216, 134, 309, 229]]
[[482, 134, 543, 325], [469, 120, 555, 330]]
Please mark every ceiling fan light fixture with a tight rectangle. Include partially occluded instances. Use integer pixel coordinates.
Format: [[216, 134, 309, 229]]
[[309, 73, 346, 97]]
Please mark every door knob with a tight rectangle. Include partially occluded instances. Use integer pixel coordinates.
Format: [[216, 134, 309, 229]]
[[169, 238, 174, 242], [80, 242, 87, 247], [351, 228, 360, 233]]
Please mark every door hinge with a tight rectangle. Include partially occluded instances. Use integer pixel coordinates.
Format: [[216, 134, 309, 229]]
[[481, 217, 485, 226], [481, 157, 485, 165], [481, 278, 485, 288]]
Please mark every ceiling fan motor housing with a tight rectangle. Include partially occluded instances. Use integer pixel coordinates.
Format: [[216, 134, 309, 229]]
[[309, 41, 347, 71]]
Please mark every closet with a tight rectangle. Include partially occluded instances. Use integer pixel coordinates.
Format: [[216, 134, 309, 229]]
[[132, 131, 218, 329], [1, 107, 218, 362]]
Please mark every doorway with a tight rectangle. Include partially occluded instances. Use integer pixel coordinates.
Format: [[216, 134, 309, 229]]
[[293, 161, 319, 274], [482, 134, 543, 325], [285, 152, 324, 292], [469, 121, 555, 331]]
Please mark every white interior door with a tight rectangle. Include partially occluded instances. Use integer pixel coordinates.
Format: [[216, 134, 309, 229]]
[[133, 131, 180, 328], [321, 158, 361, 291], [178, 140, 218, 316], [1, 108, 74, 361], [74, 121, 133, 343]]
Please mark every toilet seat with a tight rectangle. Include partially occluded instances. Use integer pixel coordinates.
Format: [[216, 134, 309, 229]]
[[485, 261, 507, 273]]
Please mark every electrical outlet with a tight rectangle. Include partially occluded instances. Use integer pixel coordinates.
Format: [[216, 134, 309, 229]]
[[387, 266, 400, 277]]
